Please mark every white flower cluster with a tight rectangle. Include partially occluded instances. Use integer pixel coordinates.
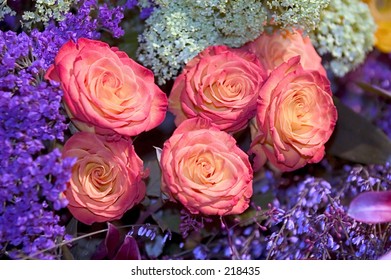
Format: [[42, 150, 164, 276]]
[[21, 0, 79, 29], [137, 0, 333, 84], [137, 0, 267, 85], [310, 0, 376, 77], [266, 0, 330, 32]]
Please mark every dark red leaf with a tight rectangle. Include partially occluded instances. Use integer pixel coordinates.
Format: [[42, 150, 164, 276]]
[[113, 235, 141, 260]]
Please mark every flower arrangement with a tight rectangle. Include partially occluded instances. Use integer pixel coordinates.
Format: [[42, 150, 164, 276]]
[[0, 0, 391, 260]]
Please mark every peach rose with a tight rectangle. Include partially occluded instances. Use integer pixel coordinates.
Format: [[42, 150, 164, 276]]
[[169, 45, 267, 133], [242, 29, 327, 76], [62, 132, 147, 224], [249, 56, 337, 172], [45, 38, 168, 137], [160, 118, 253, 216]]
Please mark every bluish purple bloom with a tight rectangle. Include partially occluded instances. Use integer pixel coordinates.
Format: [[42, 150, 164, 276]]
[[261, 164, 391, 260], [140, 7, 154, 20], [0, 0, 125, 259], [125, 0, 156, 19]]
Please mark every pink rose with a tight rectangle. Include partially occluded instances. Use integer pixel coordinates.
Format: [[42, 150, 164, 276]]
[[45, 38, 167, 137], [242, 29, 326, 76], [62, 132, 147, 224], [169, 45, 267, 133], [160, 118, 253, 216], [249, 56, 337, 172]]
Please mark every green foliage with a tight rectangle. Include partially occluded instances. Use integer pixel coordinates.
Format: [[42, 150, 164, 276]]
[[152, 207, 181, 233], [326, 97, 391, 164]]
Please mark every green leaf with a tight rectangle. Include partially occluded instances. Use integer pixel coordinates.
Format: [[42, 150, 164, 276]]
[[152, 206, 181, 233], [65, 218, 78, 237], [145, 158, 162, 198], [70, 238, 102, 260], [326, 97, 391, 164], [251, 190, 274, 210], [117, 12, 145, 60], [140, 196, 151, 207], [61, 245, 74, 260]]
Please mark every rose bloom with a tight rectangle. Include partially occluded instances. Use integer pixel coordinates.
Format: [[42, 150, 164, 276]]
[[62, 132, 147, 224], [169, 45, 267, 133], [242, 29, 327, 76], [365, 0, 391, 52], [249, 56, 337, 172], [160, 118, 253, 216], [45, 38, 167, 137]]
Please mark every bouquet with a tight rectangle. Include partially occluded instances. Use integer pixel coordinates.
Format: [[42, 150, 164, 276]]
[[1, 0, 391, 260]]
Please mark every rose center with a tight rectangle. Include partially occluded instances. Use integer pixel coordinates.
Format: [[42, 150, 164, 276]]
[[199, 160, 213, 177], [93, 166, 104, 177], [101, 71, 121, 89], [186, 152, 220, 186], [295, 101, 307, 119], [222, 80, 242, 97], [90, 165, 113, 192]]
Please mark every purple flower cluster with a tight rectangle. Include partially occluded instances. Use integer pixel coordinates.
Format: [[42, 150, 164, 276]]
[[0, 0, 126, 259], [125, 0, 156, 19], [98, 4, 125, 38], [190, 164, 390, 260], [0, 29, 71, 259], [179, 209, 212, 239], [262, 163, 391, 260], [29, 0, 125, 71]]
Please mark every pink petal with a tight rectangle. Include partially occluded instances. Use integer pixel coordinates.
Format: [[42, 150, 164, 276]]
[[379, 251, 391, 260], [348, 191, 391, 223]]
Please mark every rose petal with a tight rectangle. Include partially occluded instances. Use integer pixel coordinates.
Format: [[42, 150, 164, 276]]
[[169, 45, 266, 133], [348, 191, 391, 223], [379, 250, 391, 260], [45, 38, 167, 137]]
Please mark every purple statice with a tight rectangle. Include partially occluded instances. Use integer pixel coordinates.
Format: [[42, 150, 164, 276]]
[[139, 6, 154, 20], [261, 163, 391, 260], [125, 0, 156, 19], [221, 223, 268, 260], [193, 245, 208, 260], [171, 164, 390, 260], [30, 0, 125, 71], [0, 0, 126, 259], [98, 3, 125, 38], [0, 30, 73, 259], [0, 150, 75, 259], [337, 50, 391, 138], [125, 0, 138, 9], [179, 209, 212, 238]]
